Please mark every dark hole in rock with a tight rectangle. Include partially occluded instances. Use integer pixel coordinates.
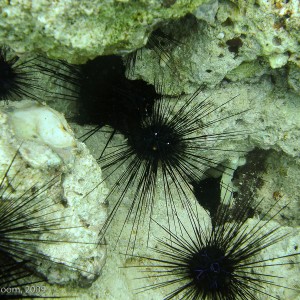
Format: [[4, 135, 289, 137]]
[[162, 0, 176, 8], [272, 36, 282, 46], [192, 176, 221, 220], [226, 37, 243, 54], [232, 148, 269, 215], [222, 18, 234, 27], [270, 74, 276, 84]]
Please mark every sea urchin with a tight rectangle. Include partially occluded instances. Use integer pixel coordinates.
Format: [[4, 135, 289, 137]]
[[133, 192, 300, 300], [98, 86, 247, 254], [0, 46, 43, 103]]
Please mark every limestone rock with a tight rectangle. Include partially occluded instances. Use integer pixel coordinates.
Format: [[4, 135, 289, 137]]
[[130, 0, 300, 94], [0, 101, 108, 286], [0, 0, 210, 63]]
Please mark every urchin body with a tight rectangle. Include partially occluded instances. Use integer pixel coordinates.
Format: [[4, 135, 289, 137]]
[[0, 47, 20, 100], [128, 122, 185, 162], [0, 46, 43, 102], [189, 246, 235, 295]]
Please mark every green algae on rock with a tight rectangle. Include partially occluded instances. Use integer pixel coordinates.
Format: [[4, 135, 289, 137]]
[[0, 0, 209, 63]]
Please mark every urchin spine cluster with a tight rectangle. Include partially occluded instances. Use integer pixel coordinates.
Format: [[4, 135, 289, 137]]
[[0, 150, 95, 298], [1, 23, 299, 300], [0, 46, 44, 103], [132, 193, 300, 300], [96, 86, 247, 254], [35, 29, 300, 300]]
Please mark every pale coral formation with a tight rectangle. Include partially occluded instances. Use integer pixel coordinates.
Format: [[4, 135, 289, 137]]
[[0, 101, 108, 286]]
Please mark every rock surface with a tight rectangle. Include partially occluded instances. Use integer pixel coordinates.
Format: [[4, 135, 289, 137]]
[[0, 0, 209, 63], [130, 0, 300, 95], [0, 101, 108, 286]]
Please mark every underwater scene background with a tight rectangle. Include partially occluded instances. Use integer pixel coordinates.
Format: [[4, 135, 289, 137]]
[[0, 0, 299, 299]]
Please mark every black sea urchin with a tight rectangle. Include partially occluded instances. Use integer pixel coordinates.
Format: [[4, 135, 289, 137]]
[[0, 153, 63, 269], [37, 55, 158, 142], [0, 46, 43, 103], [133, 192, 300, 300], [97, 87, 247, 254], [0, 149, 94, 297]]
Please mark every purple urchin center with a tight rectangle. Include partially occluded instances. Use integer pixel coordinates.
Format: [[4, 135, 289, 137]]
[[189, 246, 235, 292]]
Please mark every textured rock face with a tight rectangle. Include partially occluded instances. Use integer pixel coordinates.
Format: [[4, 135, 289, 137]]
[[0, 0, 209, 63], [131, 0, 300, 94], [0, 101, 108, 286]]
